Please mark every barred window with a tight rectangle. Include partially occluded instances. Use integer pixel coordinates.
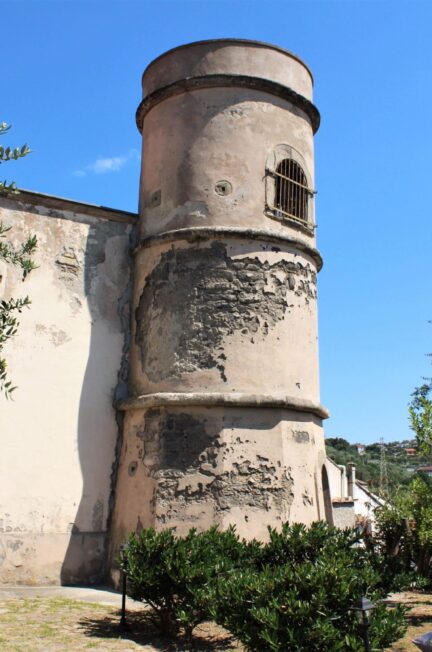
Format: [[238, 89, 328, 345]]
[[265, 146, 315, 232], [275, 159, 309, 223]]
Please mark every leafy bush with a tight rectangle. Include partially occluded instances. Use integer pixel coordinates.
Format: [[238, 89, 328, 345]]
[[120, 522, 407, 650], [371, 476, 432, 587], [119, 525, 252, 638], [211, 522, 406, 651]]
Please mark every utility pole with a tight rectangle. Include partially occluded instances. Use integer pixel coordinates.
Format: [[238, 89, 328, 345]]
[[379, 437, 389, 499]]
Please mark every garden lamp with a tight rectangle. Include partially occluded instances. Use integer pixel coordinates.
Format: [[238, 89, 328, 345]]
[[352, 597, 375, 652]]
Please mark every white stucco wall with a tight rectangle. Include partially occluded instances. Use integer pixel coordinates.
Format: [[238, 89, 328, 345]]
[[354, 482, 385, 528], [0, 191, 135, 584], [326, 456, 384, 531], [326, 457, 348, 500]]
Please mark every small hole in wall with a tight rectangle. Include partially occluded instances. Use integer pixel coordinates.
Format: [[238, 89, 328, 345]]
[[128, 461, 138, 476], [214, 180, 232, 196], [149, 189, 161, 207]]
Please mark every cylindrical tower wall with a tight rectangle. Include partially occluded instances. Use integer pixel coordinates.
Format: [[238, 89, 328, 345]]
[[110, 40, 329, 559], [138, 87, 316, 240]]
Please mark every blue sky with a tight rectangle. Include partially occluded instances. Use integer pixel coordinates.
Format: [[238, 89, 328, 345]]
[[3, 0, 432, 444]]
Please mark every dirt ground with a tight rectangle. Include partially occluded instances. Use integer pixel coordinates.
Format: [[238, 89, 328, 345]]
[[386, 591, 432, 652], [0, 595, 241, 652], [0, 589, 431, 651]]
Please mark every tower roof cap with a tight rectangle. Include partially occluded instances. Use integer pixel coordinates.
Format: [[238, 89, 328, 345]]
[[141, 39, 315, 103], [143, 39, 314, 85]]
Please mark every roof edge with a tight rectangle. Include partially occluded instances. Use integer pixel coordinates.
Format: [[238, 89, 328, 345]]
[[0, 189, 138, 224]]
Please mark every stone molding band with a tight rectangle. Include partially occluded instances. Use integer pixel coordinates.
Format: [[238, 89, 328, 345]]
[[136, 74, 320, 133], [133, 226, 323, 270], [117, 392, 329, 419]]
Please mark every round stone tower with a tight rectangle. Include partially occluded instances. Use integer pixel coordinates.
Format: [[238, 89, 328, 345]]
[[111, 39, 330, 554]]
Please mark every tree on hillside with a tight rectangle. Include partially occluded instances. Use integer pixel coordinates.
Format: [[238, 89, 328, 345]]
[[410, 382, 432, 460], [0, 121, 37, 398], [325, 437, 354, 452], [372, 363, 432, 583]]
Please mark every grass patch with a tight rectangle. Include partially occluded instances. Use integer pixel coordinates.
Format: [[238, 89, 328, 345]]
[[0, 592, 430, 651], [0, 596, 239, 651], [35, 624, 57, 638]]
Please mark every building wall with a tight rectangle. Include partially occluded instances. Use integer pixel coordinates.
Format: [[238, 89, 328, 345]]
[[110, 406, 326, 556], [332, 501, 356, 529], [326, 457, 384, 531], [0, 40, 331, 585], [326, 457, 348, 500], [0, 191, 135, 584], [354, 484, 384, 529]]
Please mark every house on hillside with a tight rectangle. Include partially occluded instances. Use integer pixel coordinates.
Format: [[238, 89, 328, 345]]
[[405, 447, 417, 457], [326, 457, 385, 531]]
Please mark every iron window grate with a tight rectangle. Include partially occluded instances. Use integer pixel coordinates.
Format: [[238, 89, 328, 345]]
[[266, 158, 315, 231]]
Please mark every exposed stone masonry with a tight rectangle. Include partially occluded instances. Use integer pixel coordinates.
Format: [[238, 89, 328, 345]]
[[134, 409, 295, 526], [135, 241, 317, 382]]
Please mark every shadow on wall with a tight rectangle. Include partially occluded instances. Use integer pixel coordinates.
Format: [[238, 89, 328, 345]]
[[60, 218, 133, 585], [321, 465, 334, 526]]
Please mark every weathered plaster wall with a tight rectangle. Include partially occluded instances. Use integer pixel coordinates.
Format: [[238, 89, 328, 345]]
[[110, 39, 328, 567], [0, 192, 135, 584], [139, 88, 315, 243], [110, 405, 326, 556], [131, 238, 319, 399]]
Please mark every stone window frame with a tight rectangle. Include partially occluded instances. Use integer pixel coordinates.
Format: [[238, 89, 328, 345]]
[[265, 145, 315, 234]]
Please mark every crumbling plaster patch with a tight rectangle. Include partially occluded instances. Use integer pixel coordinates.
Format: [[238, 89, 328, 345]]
[[135, 241, 316, 382], [131, 409, 295, 527]]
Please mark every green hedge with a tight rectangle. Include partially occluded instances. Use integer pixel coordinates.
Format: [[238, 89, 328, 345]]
[[119, 522, 406, 650]]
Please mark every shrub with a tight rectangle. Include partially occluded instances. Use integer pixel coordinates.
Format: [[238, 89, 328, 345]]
[[120, 525, 250, 638], [120, 522, 407, 649], [211, 522, 406, 652], [370, 477, 432, 590]]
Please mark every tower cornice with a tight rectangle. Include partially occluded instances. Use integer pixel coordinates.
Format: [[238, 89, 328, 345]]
[[132, 226, 323, 271], [117, 391, 329, 419], [136, 74, 320, 133]]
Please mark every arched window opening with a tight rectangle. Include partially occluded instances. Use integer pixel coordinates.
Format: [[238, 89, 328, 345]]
[[275, 159, 309, 222], [265, 148, 315, 232]]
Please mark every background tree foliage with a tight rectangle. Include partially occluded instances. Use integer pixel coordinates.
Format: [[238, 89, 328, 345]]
[[0, 121, 37, 398], [371, 368, 432, 585], [373, 474, 432, 584], [410, 381, 432, 460], [325, 437, 416, 495]]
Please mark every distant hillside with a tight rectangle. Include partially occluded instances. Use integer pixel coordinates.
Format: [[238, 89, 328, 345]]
[[325, 437, 428, 494]]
